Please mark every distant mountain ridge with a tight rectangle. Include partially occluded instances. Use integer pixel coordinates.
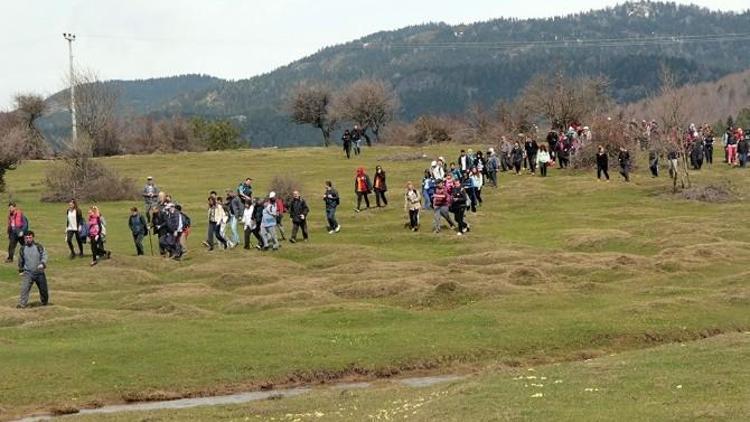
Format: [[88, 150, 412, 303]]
[[43, 1, 750, 147]]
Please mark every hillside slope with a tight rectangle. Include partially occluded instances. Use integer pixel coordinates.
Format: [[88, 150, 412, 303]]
[[43, 2, 750, 146]]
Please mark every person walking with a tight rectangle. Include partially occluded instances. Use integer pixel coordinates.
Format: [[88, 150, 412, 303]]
[[16, 231, 49, 309], [727, 131, 738, 166], [227, 190, 243, 247], [250, 197, 266, 249], [6, 202, 27, 263], [596, 146, 610, 181], [704, 134, 714, 166], [128, 207, 148, 256], [738, 134, 749, 168], [261, 193, 280, 251], [241, 200, 259, 250], [510, 142, 524, 175], [352, 125, 362, 156], [373, 166, 388, 207], [342, 129, 352, 159], [237, 178, 254, 203], [354, 167, 372, 212], [288, 191, 310, 243], [142, 176, 160, 223], [207, 196, 228, 251], [618, 146, 631, 182], [486, 148, 499, 187], [649, 149, 660, 177], [450, 179, 469, 235], [87, 206, 110, 266], [524, 136, 539, 175], [536, 144, 551, 177], [404, 182, 421, 232], [274, 193, 287, 241], [431, 180, 455, 233], [323, 181, 341, 234], [65, 199, 84, 258], [176, 204, 190, 256]]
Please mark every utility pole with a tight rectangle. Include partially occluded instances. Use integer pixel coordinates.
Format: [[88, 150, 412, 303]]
[[63, 32, 77, 142]]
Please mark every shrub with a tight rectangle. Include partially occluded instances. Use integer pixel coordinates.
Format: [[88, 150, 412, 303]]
[[268, 175, 301, 205], [41, 137, 138, 202]]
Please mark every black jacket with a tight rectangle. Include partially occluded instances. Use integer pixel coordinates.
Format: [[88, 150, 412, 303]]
[[289, 198, 309, 224], [618, 150, 631, 167], [373, 172, 387, 192], [596, 152, 608, 168], [324, 189, 340, 209]]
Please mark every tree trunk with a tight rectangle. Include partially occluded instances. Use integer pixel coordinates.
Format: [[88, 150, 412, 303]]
[[321, 128, 331, 147]]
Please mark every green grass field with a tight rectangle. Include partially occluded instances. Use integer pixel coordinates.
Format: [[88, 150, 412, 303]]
[[1, 146, 749, 421]]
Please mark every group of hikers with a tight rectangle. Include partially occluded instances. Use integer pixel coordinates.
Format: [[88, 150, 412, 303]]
[[7, 121, 750, 308]]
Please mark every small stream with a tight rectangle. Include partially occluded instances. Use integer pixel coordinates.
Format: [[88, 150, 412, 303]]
[[16, 374, 467, 421]]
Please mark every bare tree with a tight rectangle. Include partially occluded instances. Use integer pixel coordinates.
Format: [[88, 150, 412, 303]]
[[333, 79, 400, 145], [520, 71, 612, 130], [657, 66, 691, 192], [0, 124, 29, 192], [67, 68, 121, 156], [13, 93, 50, 158], [288, 84, 338, 146]]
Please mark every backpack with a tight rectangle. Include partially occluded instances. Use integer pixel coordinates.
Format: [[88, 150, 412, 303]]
[[21, 215, 29, 232], [182, 212, 191, 228]]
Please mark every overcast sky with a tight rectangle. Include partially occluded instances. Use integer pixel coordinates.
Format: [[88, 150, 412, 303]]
[[1, 0, 747, 109]]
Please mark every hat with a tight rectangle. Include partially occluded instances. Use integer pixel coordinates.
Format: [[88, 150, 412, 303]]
[[269, 192, 276, 199], [431, 160, 437, 167], [147, 176, 153, 180]]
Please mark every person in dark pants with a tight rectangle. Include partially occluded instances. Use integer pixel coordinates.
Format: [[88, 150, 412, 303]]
[[87, 206, 111, 266], [618, 147, 631, 182], [342, 130, 352, 159], [596, 146, 610, 181], [128, 207, 148, 256], [288, 191, 310, 243], [404, 182, 421, 232], [354, 167, 372, 212], [524, 137, 539, 175], [649, 149, 659, 177], [511, 142, 524, 175], [738, 135, 750, 168], [691, 139, 704, 170], [323, 181, 340, 234], [17, 231, 48, 308], [450, 180, 469, 236], [207, 196, 228, 251], [373, 166, 388, 207], [6, 202, 27, 263], [352, 125, 362, 156], [162, 203, 184, 259], [65, 199, 84, 258], [250, 198, 266, 248], [704, 135, 714, 165]]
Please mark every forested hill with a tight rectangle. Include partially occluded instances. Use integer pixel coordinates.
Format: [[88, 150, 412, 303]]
[[45, 2, 750, 146]]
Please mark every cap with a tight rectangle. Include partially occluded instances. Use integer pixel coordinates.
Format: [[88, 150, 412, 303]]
[[147, 176, 153, 180], [269, 192, 276, 199]]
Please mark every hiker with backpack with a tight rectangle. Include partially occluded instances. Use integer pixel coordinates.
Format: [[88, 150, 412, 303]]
[[422, 169, 435, 210], [354, 167, 372, 212], [373, 165, 388, 207], [486, 148, 500, 187], [128, 207, 148, 256], [288, 190, 310, 243], [87, 206, 111, 266], [510, 142, 524, 175], [16, 231, 49, 309], [176, 204, 191, 255], [404, 181, 421, 232], [6, 202, 29, 263], [162, 203, 184, 260], [323, 181, 341, 234], [65, 199, 85, 259]]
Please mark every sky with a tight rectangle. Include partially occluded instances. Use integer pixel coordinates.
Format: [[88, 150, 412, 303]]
[[1, 0, 748, 109]]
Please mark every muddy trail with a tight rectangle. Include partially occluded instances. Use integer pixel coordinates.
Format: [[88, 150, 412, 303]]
[[10, 327, 746, 421]]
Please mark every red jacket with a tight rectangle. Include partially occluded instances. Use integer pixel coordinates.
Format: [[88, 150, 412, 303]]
[[7, 210, 24, 234]]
